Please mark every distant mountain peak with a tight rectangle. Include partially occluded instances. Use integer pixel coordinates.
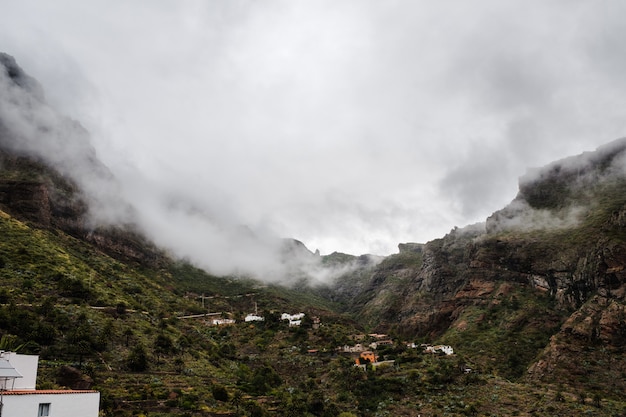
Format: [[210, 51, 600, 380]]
[[486, 138, 626, 234], [0, 52, 44, 100]]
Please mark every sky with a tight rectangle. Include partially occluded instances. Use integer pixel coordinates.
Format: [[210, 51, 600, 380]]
[[1, 1, 626, 268]]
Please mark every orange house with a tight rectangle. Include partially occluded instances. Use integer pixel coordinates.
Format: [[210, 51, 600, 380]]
[[356, 351, 378, 365]]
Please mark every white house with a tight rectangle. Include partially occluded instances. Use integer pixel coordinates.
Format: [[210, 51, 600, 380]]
[[341, 344, 366, 353], [244, 314, 264, 322], [281, 313, 305, 321], [0, 351, 100, 417], [211, 318, 236, 326], [369, 340, 393, 350], [281, 313, 304, 327], [423, 345, 454, 355]]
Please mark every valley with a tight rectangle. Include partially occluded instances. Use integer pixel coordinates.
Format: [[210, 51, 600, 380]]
[[2, 52, 626, 416]]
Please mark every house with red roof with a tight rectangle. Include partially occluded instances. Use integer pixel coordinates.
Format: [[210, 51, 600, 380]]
[[0, 351, 99, 417]]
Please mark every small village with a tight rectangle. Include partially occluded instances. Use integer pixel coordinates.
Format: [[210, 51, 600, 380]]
[[177, 302, 456, 369], [340, 333, 455, 369]]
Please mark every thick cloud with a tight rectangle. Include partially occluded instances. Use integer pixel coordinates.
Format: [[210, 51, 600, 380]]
[[1, 0, 625, 263]]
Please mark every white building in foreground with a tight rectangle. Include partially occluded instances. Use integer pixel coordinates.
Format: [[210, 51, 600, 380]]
[[0, 351, 99, 417]]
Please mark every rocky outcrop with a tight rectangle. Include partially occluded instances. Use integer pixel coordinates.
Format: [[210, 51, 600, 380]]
[[0, 180, 53, 225], [398, 242, 424, 254], [0, 52, 44, 100], [0, 153, 165, 268], [334, 140, 626, 392], [384, 140, 626, 331], [0, 147, 87, 226], [526, 295, 626, 398], [486, 137, 626, 234]]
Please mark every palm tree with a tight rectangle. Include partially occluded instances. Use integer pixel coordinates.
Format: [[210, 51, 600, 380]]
[[0, 334, 34, 352]]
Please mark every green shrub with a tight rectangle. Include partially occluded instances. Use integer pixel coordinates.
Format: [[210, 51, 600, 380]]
[[212, 384, 229, 402], [127, 343, 149, 372]]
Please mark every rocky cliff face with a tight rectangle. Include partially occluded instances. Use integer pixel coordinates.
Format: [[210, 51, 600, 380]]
[[335, 139, 626, 393], [379, 140, 626, 329], [0, 53, 165, 268], [0, 148, 87, 228]]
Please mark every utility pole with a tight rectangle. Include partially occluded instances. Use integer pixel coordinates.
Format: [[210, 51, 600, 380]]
[[198, 294, 210, 309]]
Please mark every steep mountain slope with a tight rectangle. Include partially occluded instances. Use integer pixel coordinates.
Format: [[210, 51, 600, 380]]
[[0, 53, 167, 270], [0, 53, 360, 413], [338, 138, 626, 397], [3, 52, 626, 415]]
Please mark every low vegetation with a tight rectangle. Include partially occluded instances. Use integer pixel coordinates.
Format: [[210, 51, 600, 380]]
[[2, 209, 626, 416]]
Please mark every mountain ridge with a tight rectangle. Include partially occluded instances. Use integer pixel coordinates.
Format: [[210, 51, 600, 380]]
[[2, 51, 626, 415], [325, 138, 626, 398]]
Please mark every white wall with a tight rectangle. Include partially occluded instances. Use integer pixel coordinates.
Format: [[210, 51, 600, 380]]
[[4, 352, 38, 389], [1, 392, 100, 417]]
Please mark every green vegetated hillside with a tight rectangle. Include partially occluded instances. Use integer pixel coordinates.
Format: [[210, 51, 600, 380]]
[[325, 139, 626, 414], [2, 155, 626, 417], [0, 205, 360, 416], [2, 53, 626, 416], [4, 200, 625, 417]]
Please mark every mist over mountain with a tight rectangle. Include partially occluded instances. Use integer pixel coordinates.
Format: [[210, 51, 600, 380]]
[[0, 52, 379, 283], [320, 136, 626, 399], [4, 49, 626, 415], [7, 1, 626, 261], [4, 50, 626, 291]]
